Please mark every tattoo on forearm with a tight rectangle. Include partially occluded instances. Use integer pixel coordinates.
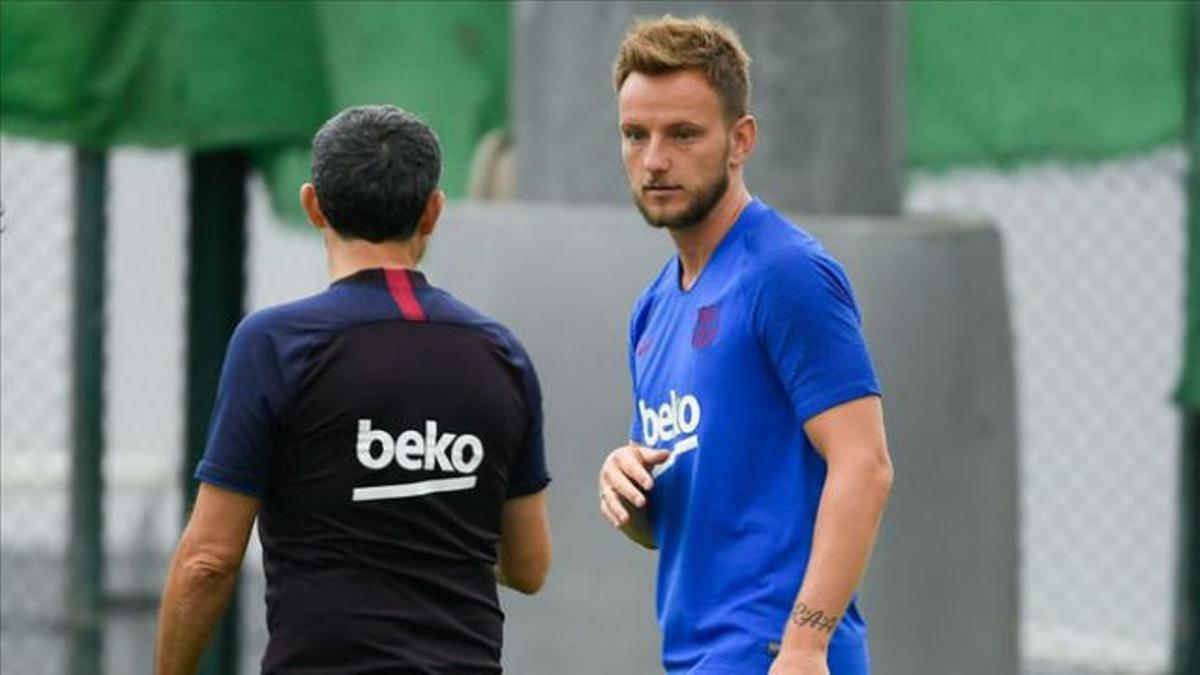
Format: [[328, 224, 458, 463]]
[[790, 600, 839, 634]]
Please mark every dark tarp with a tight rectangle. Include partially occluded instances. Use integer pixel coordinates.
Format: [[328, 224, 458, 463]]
[[0, 0, 509, 216]]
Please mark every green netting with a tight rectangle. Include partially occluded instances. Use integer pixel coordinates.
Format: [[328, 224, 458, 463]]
[[0, 0, 509, 208], [258, 0, 510, 223], [908, 0, 1190, 170], [0, 1, 329, 147]]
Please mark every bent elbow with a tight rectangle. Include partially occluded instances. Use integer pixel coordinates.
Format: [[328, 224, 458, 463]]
[[501, 554, 551, 595], [879, 456, 895, 489], [178, 548, 241, 587], [836, 448, 894, 498], [873, 455, 895, 504], [507, 574, 547, 595]]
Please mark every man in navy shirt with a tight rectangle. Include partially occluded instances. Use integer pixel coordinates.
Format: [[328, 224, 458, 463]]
[[156, 106, 552, 674], [597, 17, 894, 675]]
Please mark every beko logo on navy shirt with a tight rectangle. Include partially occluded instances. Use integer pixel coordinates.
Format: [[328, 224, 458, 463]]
[[352, 419, 484, 502], [638, 390, 702, 477]]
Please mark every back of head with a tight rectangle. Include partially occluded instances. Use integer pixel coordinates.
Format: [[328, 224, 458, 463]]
[[612, 15, 752, 121], [311, 105, 441, 243]]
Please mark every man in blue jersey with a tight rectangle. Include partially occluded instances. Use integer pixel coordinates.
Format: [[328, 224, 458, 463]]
[[597, 17, 894, 675], [155, 105, 552, 674]]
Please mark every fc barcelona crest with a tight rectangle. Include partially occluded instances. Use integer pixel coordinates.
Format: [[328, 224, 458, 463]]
[[692, 304, 720, 349]]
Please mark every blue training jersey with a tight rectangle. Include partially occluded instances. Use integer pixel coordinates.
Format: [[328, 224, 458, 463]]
[[627, 198, 881, 674]]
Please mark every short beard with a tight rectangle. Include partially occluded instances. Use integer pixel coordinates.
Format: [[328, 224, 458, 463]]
[[634, 168, 730, 232]]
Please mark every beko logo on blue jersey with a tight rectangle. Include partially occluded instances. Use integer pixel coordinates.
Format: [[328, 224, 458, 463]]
[[351, 419, 484, 502], [638, 390, 702, 477]]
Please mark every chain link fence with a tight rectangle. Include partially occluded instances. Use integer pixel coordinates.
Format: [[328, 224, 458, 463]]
[[0, 136, 318, 674], [1, 138, 74, 674], [1, 137, 189, 674], [908, 146, 1186, 674]]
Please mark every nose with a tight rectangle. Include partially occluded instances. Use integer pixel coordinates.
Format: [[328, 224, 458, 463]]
[[643, 135, 670, 174]]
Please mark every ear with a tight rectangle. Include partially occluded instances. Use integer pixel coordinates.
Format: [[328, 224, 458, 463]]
[[417, 189, 445, 237], [728, 115, 758, 169], [300, 183, 330, 231]]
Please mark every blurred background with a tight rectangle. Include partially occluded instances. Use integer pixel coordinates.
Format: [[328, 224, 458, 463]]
[[1, 1, 1196, 674]]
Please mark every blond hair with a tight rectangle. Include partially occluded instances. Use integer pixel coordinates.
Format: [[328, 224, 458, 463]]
[[612, 15, 752, 120]]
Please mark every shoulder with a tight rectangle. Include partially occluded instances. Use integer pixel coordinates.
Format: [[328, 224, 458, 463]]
[[224, 287, 364, 374], [232, 290, 331, 343], [226, 302, 295, 355], [424, 286, 537, 369], [745, 225, 838, 291], [739, 209, 858, 314]]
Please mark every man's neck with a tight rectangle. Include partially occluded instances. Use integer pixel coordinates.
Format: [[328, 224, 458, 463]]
[[669, 185, 752, 291], [326, 236, 423, 283]]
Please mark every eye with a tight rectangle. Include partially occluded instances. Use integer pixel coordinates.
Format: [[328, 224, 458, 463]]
[[672, 127, 700, 142], [623, 128, 648, 142]]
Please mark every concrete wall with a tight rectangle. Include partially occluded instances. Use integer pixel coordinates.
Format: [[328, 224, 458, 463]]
[[513, 1, 904, 215], [422, 202, 1018, 675]]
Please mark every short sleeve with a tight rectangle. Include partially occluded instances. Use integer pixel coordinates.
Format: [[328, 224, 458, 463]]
[[506, 345, 551, 498], [753, 250, 881, 425], [194, 314, 286, 497]]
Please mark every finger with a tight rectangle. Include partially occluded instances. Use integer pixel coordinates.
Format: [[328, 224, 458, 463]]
[[599, 447, 629, 481], [598, 492, 615, 526], [636, 444, 673, 465], [603, 464, 647, 509], [599, 493, 624, 528], [602, 465, 648, 509], [601, 488, 630, 525], [614, 449, 656, 491]]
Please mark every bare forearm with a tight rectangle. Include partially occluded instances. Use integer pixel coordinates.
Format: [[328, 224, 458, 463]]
[[155, 483, 258, 673], [154, 553, 240, 675], [781, 460, 892, 652], [496, 491, 552, 593]]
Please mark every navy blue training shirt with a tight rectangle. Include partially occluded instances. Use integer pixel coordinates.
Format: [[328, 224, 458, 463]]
[[195, 267, 549, 674]]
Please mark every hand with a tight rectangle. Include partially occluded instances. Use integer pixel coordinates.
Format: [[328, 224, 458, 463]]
[[768, 649, 829, 675], [598, 443, 670, 528]]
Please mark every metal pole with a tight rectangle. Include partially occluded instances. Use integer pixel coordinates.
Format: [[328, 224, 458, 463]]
[[184, 150, 248, 675], [68, 149, 107, 675], [1176, 5, 1200, 673], [1180, 414, 1199, 674]]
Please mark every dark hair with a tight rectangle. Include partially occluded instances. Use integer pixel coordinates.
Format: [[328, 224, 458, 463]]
[[311, 105, 441, 242]]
